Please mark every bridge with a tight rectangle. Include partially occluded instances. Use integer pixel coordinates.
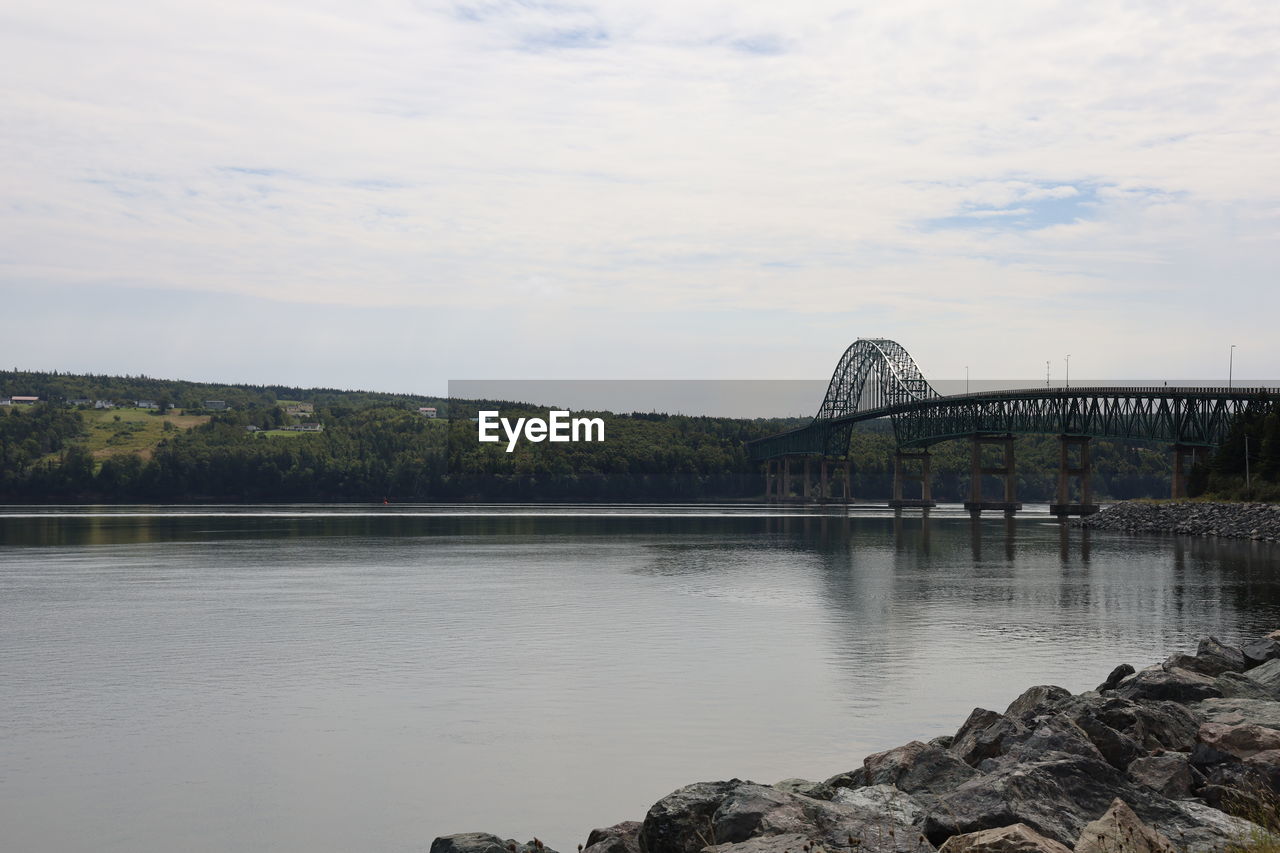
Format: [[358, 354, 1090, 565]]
[[747, 338, 1273, 515]]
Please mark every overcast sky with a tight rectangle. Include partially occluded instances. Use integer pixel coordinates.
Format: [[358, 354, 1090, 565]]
[[3, 0, 1278, 396]]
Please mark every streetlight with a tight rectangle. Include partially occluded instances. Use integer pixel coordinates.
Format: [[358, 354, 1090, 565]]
[[1046, 361, 1051, 389], [965, 366, 969, 394], [1230, 344, 1236, 390], [1065, 354, 1070, 390]]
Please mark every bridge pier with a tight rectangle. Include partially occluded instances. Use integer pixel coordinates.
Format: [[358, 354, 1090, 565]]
[[888, 449, 936, 509], [964, 434, 1022, 517], [1051, 436, 1098, 517], [1171, 444, 1204, 500]]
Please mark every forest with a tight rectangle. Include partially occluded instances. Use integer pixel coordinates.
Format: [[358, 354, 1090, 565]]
[[1, 370, 1276, 503]]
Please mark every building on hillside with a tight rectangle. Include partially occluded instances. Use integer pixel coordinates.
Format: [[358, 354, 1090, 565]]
[[245, 425, 261, 433], [0, 398, 10, 406], [284, 403, 314, 416], [418, 407, 438, 418], [282, 423, 324, 432], [136, 400, 158, 409], [11, 396, 39, 405], [68, 398, 92, 407], [94, 400, 115, 409], [204, 401, 228, 411]]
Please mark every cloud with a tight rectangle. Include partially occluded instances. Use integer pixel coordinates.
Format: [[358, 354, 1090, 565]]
[[1, 0, 1279, 387]]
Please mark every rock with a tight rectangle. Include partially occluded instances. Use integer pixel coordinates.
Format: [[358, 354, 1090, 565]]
[[1168, 800, 1265, 853], [937, 824, 1071, 853], [431, 835, 558, 853], [1164, 653, 1235, 679], [701, 834, 812, 853], [951, 710, 1023, 768], [1242, 637, 1280, 669], [1095, 699, 1201, 753], [1196, 637, 1247, 674], [1115, 668, 1222, 703], [583, 822, 642, 853], [1198, 721, 1280, 759], [1072, 713, 1143, 770], [640, 780, 929, 853], [1098, 664, 1136, 692], [831, 784, 925, 826], [1006, 686, 1073, 721], [1215, 671, 1278, 700], [930, 735, 956, 750], [1244, 658, 1280, 693], [773, 779, 835, 801], [1191, 697, 1280, 730], [1074, 798, 1177, 853], [1127, 754, 1201, 799], [822, 768, 865, 791], [641, 780, 744, 853], [863, 740, 978, 795], [996, 714, 1106, 765]]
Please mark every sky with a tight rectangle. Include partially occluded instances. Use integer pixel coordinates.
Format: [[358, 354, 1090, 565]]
[[3, 0, 1278, 397]]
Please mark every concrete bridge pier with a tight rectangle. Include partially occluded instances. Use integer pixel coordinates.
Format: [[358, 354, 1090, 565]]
[[888, 449, 936, 509], [1171, 444, 1204, 499], [964, 434, 1022, 517], [1051, 435, 1099, 517]]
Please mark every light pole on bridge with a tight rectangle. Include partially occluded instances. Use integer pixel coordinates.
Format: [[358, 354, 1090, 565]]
[[1230, 344, 1236, 390], [1066, 354, 1070, 390]]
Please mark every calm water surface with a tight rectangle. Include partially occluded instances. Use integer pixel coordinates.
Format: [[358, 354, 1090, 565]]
[[3, 504, 1280, 853]]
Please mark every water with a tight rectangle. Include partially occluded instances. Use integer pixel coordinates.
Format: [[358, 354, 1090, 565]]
[[3, 504, 1280, 853]]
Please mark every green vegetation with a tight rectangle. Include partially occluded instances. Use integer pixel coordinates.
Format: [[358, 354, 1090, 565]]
[[3, 368, 1274, 504], [1193, 404, 1280, 501]]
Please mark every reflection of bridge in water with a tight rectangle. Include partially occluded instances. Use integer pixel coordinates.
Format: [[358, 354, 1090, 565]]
[[748, 339, 1274, 516]]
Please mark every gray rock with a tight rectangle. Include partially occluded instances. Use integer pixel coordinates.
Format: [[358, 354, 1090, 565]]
[[640, 780, 930, 853], [1215, 671, 1278, 700], [831, 784, 925, 826], [701, 834, 812, 853], [1098, 664, 1135, 693], [821, 768, 865, 791], [929, 735, 955, 750], [1115, 667, 1222, 703], [1168, 800, 1266, 853], [1072, 713, 1143, 770], [1191, 697, 1280, 730], [1074, 798, 1177, 853], [1243, 637, 1280, 669], [584, 822, 642, 853], [1244, 658, 1280, 693], [1126, 753, 1201, 799], [1196, 637, 1247, 674], [432, 835, 559, 853], [773, 779, 834, 801], [951, 709, 1023, 768], [1006, 686, 1073, 721], [1163, 653, 1235, 679], [937, 824, 1071, 853], [863, 740, 978, 795], [995, 714, 1106, 765], [1197, 721, 1280, 759]]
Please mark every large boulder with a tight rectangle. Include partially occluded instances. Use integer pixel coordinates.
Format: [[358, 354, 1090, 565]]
[[583, 822, 642, 853], [1198, 637, 1247, 674], [1215, 671, 1278, 701], [639, 780, 930, 853], [1093, 700, 1201, 752], [1242, 636, 1280, 669], [1244, 658, 1280, 694], [822, 768, 866, 791], [951, 710, 1025, 768], [1198, 721, 1280, 759], [1116, 668, 1222, 703], [1006, 686, 1073, 721], [1071, 713, 1144, 770], [921, 750, 1242, 851], [1191, 697, 1280, 730], [937, 824, 1071, 853], [701, 834, 812, 853], [432, 835, 559, 853], [1098, 664, 1136, 693], [863, 740, 979, 795], [832, 784, 926, 826], [996, 714, 1107, 765], [1126, 753, 1202, 799], [1074, 798, 1177, 853]]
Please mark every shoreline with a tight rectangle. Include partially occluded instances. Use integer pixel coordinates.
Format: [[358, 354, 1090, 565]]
[[1079, 501, 1280, 542], [435, 631, 1280, 853]]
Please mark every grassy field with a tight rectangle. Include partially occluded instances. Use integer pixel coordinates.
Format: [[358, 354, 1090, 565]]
[[82, 408, 210, 460]]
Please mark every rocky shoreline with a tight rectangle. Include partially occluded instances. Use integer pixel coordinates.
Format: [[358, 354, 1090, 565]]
[[434, 632, 1280, 853], [1080, 502, 1280, 542]]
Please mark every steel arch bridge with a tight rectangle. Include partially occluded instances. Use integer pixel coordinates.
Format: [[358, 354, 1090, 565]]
[[747, 338, 1273, 461]]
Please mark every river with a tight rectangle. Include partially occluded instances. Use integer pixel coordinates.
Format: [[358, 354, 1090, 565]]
[[2, 504, 1279, 853]]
